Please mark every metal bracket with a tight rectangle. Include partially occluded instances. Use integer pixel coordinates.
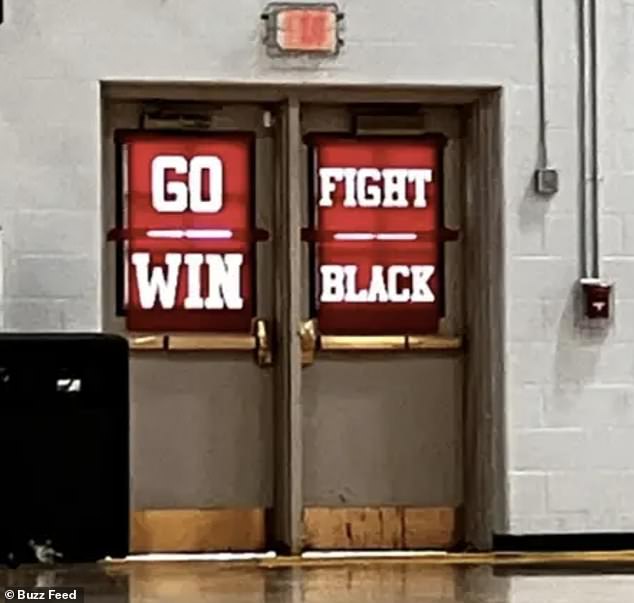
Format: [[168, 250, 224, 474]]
[[140, 102, 218, 130], [300, 318, 318, 366], [255, 318, 273, 367], [128, 335, 166, 351]]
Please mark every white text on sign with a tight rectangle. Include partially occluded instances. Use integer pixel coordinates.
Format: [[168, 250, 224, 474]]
[[132, 253, 244, 311], [132, 155, 245, 311], [320, 264, 436, 304], [151, 155, 224, 213], [318, 167, 433, 208]]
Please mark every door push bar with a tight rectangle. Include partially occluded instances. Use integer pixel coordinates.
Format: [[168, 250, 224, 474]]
[[127, 318, 273, 367], [299, 319, 463, 366]]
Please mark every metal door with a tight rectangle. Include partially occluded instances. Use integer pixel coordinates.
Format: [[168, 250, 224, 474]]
[[298, 104, 465, 549], [102, 102, 276, 553]]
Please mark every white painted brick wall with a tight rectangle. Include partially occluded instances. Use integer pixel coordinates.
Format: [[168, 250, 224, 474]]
[[1, 0, 634, 534]]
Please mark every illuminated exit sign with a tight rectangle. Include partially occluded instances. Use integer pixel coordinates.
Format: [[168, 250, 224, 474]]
[[262, 3, 343, 56]]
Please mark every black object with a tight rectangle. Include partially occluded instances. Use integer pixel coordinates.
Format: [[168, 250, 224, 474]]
[[0, 334, 129, 566], [494, 533, 634, 552]]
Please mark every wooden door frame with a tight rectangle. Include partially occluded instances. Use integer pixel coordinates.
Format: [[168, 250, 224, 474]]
[[462, 91, 505, 550], [271, 97, 305, 554], [101, 83, 505, 553]]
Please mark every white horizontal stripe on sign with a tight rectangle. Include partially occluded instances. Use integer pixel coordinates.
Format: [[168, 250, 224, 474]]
[[333, 232, 418, 242], [146, 229, 234, 240]]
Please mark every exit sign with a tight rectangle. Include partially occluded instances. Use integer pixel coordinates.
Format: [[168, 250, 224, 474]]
[[262, 3, 343, 56]]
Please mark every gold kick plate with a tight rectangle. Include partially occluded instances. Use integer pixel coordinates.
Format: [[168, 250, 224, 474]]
[[126, 318, 273, 366], [299, 319, 463, 365]]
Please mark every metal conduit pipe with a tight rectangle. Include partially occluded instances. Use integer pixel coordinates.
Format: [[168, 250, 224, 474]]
[[577, 0, 588, 278], [578, 0, 600, 279], [534, 0, 559, 197], [536, 0, 548, 170], [589, 0, 600, 278]]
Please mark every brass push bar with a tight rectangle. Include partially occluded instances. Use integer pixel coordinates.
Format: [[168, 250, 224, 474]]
[[127, 318, 273, 366], [320, 334, 463, 351], [128, 335, 165, 351], [321, 335, 406, 351], [168, 334, 256, 351], [300, 319, 463, 365], [407, 335, 463, 350]]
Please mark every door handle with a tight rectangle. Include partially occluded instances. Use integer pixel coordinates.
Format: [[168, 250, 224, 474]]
[[300, 319, 318, 366], [127, 319, 273, 367], [254, 318, 273, 367], [299, 317, 463, 363]]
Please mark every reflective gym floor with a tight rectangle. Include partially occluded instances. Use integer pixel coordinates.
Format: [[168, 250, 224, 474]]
[[4, 559, 634, 602]]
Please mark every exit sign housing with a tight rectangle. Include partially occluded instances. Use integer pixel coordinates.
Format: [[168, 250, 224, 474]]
[[262, 2, 343, 56]]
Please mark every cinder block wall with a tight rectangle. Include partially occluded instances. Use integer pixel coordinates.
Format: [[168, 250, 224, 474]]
[[0, 0, 631, 534]]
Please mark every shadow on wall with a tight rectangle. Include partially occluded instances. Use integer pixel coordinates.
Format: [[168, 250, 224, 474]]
[[516, 167, 608, 392], [553, 284, 607, 395], [517, 179, 549, 249]]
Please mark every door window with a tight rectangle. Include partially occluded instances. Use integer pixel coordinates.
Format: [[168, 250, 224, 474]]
[[116, 132, 258, 333], [308, 134, 451, 335]]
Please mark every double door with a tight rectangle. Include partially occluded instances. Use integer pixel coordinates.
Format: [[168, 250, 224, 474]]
[[102, 98, 465, 554]]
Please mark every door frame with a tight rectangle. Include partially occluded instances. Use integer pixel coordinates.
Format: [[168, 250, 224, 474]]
[[100, 83, 505, 552]]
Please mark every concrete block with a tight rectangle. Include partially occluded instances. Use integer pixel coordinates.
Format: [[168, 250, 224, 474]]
[[546, 472, 620, 514], [7, 255, 98, 299], [507, 258, 577, 300], [509, 301, 547, 342], [12, 211, 98, 257], [543, 386, 633, 428], [508, 343, 556, 385], [509, 386, 544, 429], [510, 428, 587, 472], [543, 214, 579, 258], [3, 298, 65, 331], [603, 258, 634, 298], [508, 472, 547, 516], [602, 175, 634, 213]]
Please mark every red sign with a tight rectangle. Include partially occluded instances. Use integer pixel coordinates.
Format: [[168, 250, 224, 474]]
[[310, 135, 446, 336], [121, 132, 254, 333]]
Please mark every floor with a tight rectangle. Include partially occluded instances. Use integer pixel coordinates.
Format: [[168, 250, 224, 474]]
[[3, 560, 634, 602]]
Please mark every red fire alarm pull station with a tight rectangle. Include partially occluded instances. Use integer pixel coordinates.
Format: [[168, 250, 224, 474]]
[[262, 2, 343, 56], [580, 278, 613, 320]]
